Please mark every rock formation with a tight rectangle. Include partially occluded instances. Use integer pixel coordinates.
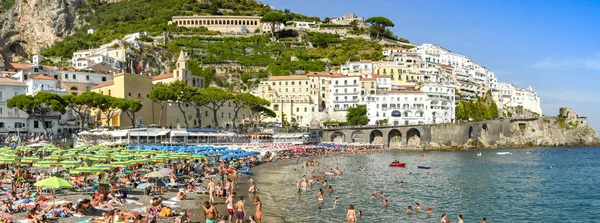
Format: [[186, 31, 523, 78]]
[[0, 0, 84, 64]]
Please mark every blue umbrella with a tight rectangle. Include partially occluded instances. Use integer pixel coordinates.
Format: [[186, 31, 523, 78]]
[[136, 183, 153, 189]]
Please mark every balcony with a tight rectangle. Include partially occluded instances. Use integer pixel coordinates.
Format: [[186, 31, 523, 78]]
[[333, 107, 350, 111], [333, 98, 360, 103], [0, 113, 28, 118], [335, 83, 359, 87], [334, 91, 360, 95]]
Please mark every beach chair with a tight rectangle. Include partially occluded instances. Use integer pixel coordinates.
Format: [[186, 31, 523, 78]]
[[160, 179, 185, 189]]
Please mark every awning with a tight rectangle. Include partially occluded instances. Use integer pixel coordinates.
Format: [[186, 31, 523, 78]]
[[170, 130, 188, 136], [111, 130, 128, 137], [130, 132, 149, 137]]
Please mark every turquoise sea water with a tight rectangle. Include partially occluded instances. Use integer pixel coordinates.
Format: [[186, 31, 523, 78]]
[[252, 147, 600, 222]]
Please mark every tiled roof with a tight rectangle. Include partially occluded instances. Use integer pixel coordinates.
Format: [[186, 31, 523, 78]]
[[30, 74, 56, 80], [7, 63, 32, 70], [152, 73, 173, 81], [373, 75, 391, 78], [307, 72, 341, 77], [0, 77, 26, 86], [91, 80, 114, 89]]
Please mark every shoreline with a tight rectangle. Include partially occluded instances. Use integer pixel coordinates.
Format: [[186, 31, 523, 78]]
[[391, 144, 600, 151]]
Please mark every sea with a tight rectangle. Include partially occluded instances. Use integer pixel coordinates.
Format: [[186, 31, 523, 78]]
[[251, 147, 600, 222]]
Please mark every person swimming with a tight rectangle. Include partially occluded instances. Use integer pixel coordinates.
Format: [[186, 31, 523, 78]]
[[383, 199, 389, 207], [406, 205, 412, 213]]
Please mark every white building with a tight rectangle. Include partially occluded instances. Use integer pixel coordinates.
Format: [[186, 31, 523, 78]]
[[25, 74, 67, 96], [71, 46, 125, 70], [291, 21, 316, 29], [366, 90, 427, 126], [329, 13, 366, 26], [421, 83, 456, 124], [340, 60, 373, 75], [492, 82, 542, 115], [123, 32, 149, 43], [32, 55, 45, 65], [0, 77, 28, 135]]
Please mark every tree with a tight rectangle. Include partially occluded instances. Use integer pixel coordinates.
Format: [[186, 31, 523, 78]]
[[116, 98, 143, 128], [189, 61, 216, 86], [231, 93, 269, 128], [63, 92, 102, 131], [252, 105, 276, 125], [7, 92, 67, 139], [261, 11, 287, 39], [168, 80, 198, 128], [149, 83, 176, 127], [97, 95, 120, 127], [365, 16, 395, 40], [346, 104, 368, 125], [323, 17, 331, 23], [199, 87, 234, 128]]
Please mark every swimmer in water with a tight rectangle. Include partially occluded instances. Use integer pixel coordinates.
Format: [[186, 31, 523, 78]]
[[415, 202, 422, 211], [328, 185, 334, 194], [426, 207, 433, 214], [406, 205, 412, 213], [322, 180, 328, 187], [379, 192, 384, 198], [317, 188, 324, 202], [333, 197, 339, 209], [383, 199, 389, 208], [346, 205, 357, 223]]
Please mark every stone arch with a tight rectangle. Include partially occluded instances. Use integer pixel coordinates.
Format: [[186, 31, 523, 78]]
[[331, 132, 345, 143], [388, 129, 402, 147], [70, 86, 78, 91], [482, 123, 488, 132], [369, 130, 384, 144], [351, 130, 365, 143], [406, 128, 421, 147], [468, 126, 474, 139]]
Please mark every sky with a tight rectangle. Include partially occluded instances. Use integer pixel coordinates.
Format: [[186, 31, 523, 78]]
[[260, 0, 600, 129]]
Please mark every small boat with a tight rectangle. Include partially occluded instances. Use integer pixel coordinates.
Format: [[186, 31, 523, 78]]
[[477, 152, 482, 156], [417, 166, 431, 169], [496, 152, 512, 155], [237, 169, 253, 175], [325, 172, 334, 176], [389, 162, 406, 167]]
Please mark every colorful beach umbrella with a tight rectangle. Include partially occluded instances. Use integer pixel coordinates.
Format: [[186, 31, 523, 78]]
[[33, 161, 59, 167], [0, 158, 18, 164], [58, 160, 82, 168], [89, 155, 111, 161], [70, 167, 103, 174], [34, 177, 74, 189], [20, 157, 41, 163]]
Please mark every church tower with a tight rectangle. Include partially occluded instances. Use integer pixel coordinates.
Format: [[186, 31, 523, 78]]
[[174, 50, 189, 80]]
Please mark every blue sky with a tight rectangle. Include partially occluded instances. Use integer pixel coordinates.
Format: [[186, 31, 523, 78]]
[[261, 0, 600, 129]]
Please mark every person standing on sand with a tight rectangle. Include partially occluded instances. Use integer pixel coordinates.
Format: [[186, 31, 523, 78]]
[[203, 201, 218, 223], [226, 192, 236, 223], [253, 196, 262, 223], [208, 179, 215, 204], [235, 196, 246, 223], [346, 204, 357, 223]]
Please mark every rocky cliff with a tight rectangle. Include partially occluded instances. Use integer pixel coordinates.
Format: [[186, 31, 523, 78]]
[[422, 117, 600, 151], [493, 118, 599, 148], [0, 0, 84, 66]]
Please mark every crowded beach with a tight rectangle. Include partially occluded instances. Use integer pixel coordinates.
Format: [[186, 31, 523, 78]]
[[0, 140, 387, 223]]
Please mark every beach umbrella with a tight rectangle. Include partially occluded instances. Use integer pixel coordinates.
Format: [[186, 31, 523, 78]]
[[129, 159, 150, 164], [158, 168, 173, 175], [43, 155, 66, 161], [136, 183, 153, 189], [0, 154, 20, 159], [149, 157, 166, 163], [70, 167, 103, 174], [76, 154, 94, 158], [21, 157, 41, 163], [89, 155, 111, 161], [145, 171, 168, 178], [58, 160, 82, 168], [34, 177, 73, 189], [109, 162, 131, 168], [0, 158, 18, 165], [112, 154, 133, 161], [33, 161, 59, 167], [92, 164, 113, 170]]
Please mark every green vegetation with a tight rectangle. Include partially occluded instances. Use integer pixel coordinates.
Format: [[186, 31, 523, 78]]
[[346, 105, 368, 125], [322, 121, 348, 126], [365, 16, 394, 40], [1, 0, 14, 10], [7, 92, 68, 139], [261, 11, 287, 39], [455, 91, 499, 121]]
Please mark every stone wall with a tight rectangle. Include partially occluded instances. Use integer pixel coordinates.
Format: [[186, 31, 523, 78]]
[[318, 117, 599, 150]]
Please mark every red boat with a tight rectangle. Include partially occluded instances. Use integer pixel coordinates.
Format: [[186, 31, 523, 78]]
[[389, 162, 406, 167]]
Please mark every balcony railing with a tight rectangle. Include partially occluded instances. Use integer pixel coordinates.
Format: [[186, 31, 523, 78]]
[[333, 107, 350, 111], [0, 113, 28, 118], [333, 99, 360, 103], [334, 92, 360, 95]]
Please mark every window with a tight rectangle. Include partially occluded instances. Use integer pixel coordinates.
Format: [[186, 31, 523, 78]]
[[228, 113, 231, 119], [221, 112, 224, 118], [0, 122, 4, 128], [296, 107, 299, 112], [86, 75, 89, 80], [312, 107, 315, 112], [138, 93, 141, 98], [54, 75, 58, 79], [108, 90, 111, 96], [205, 111, 208, 117], [102, 77, 107, 81], [274, 104, 279, 111], [228, 102, 231, 107], [128, 92, 132, 97], [34, 121, 39, 128], [72, 74, 76, 79], [64, 74, 68, 79]]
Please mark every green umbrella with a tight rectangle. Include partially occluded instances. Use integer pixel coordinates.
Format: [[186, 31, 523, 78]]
[[89, 155, 111, 161], [129, 159, 150, 164], [190, 155, 207, 160], [77, 154, 94, 158], [34, 177, 74, 189], [149, 157, 166, 162], [0, 158, 18, 164], [58, 160, 82, 168], [21, 157, 41, 163], [92, 164, 113, 170], [109, 162, 131, 167], [0, 154, 21, 159], [43, 155, 66, 161], [33, 161, 59, 167], [112, 154, 133, 161]]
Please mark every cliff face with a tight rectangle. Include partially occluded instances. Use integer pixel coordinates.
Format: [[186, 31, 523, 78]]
[[0, 0, 84, 65], [494, 118, 599, 148]]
